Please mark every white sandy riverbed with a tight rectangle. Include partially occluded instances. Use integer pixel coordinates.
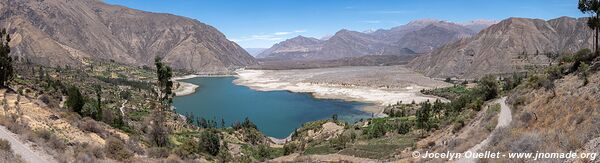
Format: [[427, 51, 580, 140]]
[[234, 66, 451, 114]]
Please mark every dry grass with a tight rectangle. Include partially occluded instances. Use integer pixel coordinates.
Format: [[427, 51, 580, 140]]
[[484, 72, 600, 162], [104, 137, 133, 161]]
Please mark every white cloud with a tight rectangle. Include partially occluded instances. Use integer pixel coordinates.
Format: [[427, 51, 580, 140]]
[[232, 30, 306, 42], [293, 30, 307, 33], [274, 32, 292, 35]]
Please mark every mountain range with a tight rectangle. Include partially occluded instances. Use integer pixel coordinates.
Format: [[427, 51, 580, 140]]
[[0, 0, 257, 73], [409, 17, 594, 79], [258, 20, 483, 60]]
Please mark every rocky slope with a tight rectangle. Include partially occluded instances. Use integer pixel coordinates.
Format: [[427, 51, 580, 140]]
[[409, 17, 594, 79], [257, 36, 323, 59], [259, 20, 479, 60], [0, 0, 257, 73]]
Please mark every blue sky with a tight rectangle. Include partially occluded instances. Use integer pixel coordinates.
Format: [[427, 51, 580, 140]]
[[104, 0, 583, 48]]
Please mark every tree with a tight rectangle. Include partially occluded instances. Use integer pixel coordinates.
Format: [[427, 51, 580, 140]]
[[221, 118, 225, 128], [151, 57, 173, 147], [94, 85, 103, 121], [0, 28, 13, 87], [579, 0, 600, 54], [155, 56, 174, 109], [416, 101, 431, 129], [476, 75, 498, 101], [66, 86, 85, 114], [242, 117, 257, 129]]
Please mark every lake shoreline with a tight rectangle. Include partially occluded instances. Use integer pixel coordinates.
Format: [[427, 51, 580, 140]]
[[173, 74, 235, 96], [232, 67, 451, 115]]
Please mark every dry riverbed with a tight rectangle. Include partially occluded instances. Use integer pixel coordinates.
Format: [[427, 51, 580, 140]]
[[235, 65, 451, 114]]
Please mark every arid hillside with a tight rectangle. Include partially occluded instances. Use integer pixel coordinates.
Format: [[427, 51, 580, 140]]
[[409, 17, 594, 79], [0, 0, 257, 73], [483, 70, 600, 162]]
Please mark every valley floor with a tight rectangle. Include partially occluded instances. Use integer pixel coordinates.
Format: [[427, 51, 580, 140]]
[[234, 65, 451, 114]]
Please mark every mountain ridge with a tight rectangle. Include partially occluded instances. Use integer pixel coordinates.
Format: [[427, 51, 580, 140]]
[[1, 0, 257, 73], [258, 19, 482, 60], [408, 16, 593, 79]]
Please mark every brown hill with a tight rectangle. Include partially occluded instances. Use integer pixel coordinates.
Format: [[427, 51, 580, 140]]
[[409, 17, 594, 79], [0, 0, 257, 73]]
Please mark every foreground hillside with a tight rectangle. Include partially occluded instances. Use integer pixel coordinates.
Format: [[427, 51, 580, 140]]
[[0, 0, 257, 73], [483, 58, 600, 162], [409, 17, 594, 79], [0, 59, 283, 162]]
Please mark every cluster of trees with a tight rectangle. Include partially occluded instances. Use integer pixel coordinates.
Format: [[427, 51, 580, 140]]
[[365, 75, 503, 139], [64, 84, 127, 130], [232, 117, 258, 130], [95, 76, 153, 91]]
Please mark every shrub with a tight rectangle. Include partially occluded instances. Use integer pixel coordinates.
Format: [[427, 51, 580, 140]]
[[452, 119, 465, 134], [579, 62, 590, 85], [283, 143, 297, 155], [256, 144, 271, 161], [200, 130, 220, 156], [0, 139, 11, 152], [217, 141, 232, 162], [104, 137, 133, 161], [509, 134, 541, 153], [329, 135, 349, 150], [396, 121, 411, 134], [33, 130, 67, 152], [363, 121, 386, 139], [519, 112, 534, 124], [78, 118, 107, 138], [148, 147, 169, 158]]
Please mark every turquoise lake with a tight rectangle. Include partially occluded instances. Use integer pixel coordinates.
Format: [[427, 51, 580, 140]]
[[173, 77, 372, 138]]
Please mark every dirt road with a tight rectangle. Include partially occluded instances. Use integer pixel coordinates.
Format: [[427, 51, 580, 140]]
[[0, 126, 56, 163], [457, 97, 511, 163]]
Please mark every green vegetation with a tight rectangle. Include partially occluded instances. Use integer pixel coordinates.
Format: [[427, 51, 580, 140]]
[[66, 86, 85, 114], [579, 0, 600, 54], [151, 57, 173, 148], [420, 85, 469, 101], [241, 144, 283, 161], [279, 74, 502, 159], [200, 129, 220, 156], [0, 28, 13, 87]]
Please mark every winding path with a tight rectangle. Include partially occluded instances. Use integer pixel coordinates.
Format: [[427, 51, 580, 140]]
[[457, 97, 511, 163], [0, 126, 57, 163], [119, 100, 127, 117]]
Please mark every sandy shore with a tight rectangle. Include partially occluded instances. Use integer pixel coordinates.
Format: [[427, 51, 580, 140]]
[[173, 75, 200, 96], [173, 74, 237, 96], [173, 81, 199, 96], [234, 66, 451, 114]]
